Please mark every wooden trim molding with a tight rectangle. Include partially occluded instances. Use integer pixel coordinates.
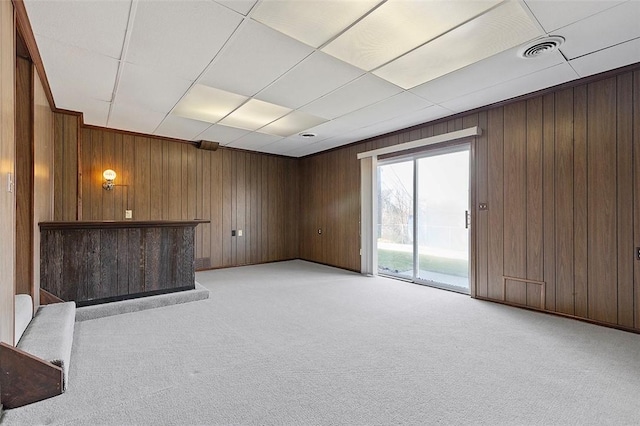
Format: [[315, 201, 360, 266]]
[[12, 0, 55, 111], [357, 126, 481, 159]]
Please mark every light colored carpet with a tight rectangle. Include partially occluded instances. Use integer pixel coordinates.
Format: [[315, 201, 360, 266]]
[[2, 260, 640, 425]]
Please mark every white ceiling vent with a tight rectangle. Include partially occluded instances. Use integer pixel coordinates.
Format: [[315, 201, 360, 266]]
[[519, 36, 565, 59]]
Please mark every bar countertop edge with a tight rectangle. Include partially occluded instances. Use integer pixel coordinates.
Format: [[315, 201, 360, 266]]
[[38, 220, 210, 230]]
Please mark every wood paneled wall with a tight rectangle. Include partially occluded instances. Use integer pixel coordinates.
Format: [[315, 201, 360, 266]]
[[300, 67, 640, 331], [53, 113, 79, 221], [0, 0, 16, 345], [15, 56, 32, 298], [32, 64, 54, 308], [54, 124, 300, 269]]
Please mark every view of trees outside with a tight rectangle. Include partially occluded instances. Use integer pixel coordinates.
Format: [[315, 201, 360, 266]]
[[377, 150, 469, 287]]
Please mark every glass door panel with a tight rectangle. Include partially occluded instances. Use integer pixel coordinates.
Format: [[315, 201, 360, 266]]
[[377, 160, 414, 279], [415, 148, 470, 291]]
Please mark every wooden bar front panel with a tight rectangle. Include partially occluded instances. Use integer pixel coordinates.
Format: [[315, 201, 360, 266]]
[[39, 221, 202, 305]]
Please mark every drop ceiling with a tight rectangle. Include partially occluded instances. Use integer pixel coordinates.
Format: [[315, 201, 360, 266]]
[[24, 0, 640, 157]]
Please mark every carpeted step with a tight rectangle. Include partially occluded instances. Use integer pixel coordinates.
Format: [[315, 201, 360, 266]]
[[14, 294, 33, 344], [75, 283, 210, 322], [16, 302, 76, 391]]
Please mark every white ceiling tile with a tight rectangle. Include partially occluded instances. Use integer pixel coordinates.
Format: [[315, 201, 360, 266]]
[[570, 38, 640, 77], [524, 0, 627, 33], [410, 47, 565, 104], [37, 35, 119, 104], [323, 0, 501, 71], [200, 20, 313, 97], [126, 1, 243, 80], [24, 0, 130, 58], [196, 124, 251, 145], [338, 92, 432, 129], [380, 105, 454, 130], [259, 138, 312, 156], [557, 1, 640, 60], [108, 102, 166, 135], [374, 1, 543, 89], [441, 63, 579, 112], [215, 0, 257, 15], [154, 115, 212, 141], [251, 0, 382, 48], [258, 110, 328, 137], [255, 51, 365, 109], [300, 74, 403, 120], [286, 135, 356, 157], [116, 62, 193, 114], [226, 132, 282, 150]]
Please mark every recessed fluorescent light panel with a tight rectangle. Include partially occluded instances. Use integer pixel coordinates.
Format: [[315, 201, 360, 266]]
[[173, 84, 247, 124], [219, 98, 291, 131], [322, 0, 502, 71], [251, 0, 383, 48], [374, 0, 543, 89], [258, 110, 328, 137]]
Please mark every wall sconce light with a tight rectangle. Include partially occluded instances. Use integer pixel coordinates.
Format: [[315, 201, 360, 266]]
[[103, 169, 116, 190]]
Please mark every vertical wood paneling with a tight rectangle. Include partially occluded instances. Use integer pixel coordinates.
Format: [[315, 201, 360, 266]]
[[573, 85, 588, 318], [249, 154, 258, 264], [587, 78, 618, 324], [503, 102, 527, 305], [487, 107, 504, 300], [542, 93, 556, 311], [526, 98, 543, 308], [616, 73, 634, 327], [54, 114, 78, 221], [222, 149, 233, 266], [471, 112, 488, 298], [261, 155, 270, 263], [555, 88, 575, 315], [32, 68, 54, 308], [236, 151, 246, 265], [0, 0, 16, 344], [209, 150, 223, 267], [122, 135, 134, 217], [134, 137, 151, 220], [101, 131, 115, 220], [15, 57, 33, 297], [149, 140, 163, 219]]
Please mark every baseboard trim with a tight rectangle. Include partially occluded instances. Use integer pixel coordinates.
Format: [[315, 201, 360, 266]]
[[474, 296, 640, 335]]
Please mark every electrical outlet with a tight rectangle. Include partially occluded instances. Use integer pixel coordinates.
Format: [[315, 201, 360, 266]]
[[231, 230, 236, 236], [125, 210, 133, 219], [238, 230, 243, 237]]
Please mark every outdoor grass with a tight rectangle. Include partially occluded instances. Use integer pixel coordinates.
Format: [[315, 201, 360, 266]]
[[378, 249, 468, 277]]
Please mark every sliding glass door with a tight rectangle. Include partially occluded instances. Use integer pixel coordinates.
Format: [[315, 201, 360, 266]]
[[377, 160, 414, 279], [377, 144, 470, 293]]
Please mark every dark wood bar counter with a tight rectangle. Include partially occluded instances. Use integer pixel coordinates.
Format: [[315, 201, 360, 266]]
[[39, 220, 208, 306]]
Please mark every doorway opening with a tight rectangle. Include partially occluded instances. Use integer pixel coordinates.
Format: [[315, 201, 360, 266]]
[[377, 143, 470, 293]]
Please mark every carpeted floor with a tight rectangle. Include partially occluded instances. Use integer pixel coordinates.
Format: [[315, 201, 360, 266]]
[[2, 260, 640, 425]]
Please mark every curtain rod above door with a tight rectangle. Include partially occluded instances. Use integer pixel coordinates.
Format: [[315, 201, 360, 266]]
[[357, 126, 481, 160]]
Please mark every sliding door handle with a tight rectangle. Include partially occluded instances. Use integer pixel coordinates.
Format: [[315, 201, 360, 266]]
[[465, 210, 470, 229]]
